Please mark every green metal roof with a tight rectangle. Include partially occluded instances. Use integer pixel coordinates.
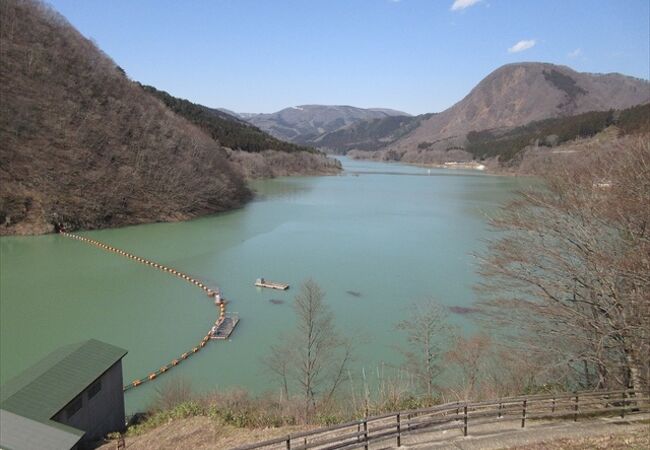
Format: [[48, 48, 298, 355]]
[[0, 339, 127, 421], [0, 409, 83, 450], [0, 339, 127, 449]]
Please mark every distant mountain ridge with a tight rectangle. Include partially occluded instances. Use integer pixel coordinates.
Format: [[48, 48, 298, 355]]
[[243, 105, 410, 144]]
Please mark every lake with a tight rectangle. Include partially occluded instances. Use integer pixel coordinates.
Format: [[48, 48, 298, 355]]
[[0, 157, 526, 412]]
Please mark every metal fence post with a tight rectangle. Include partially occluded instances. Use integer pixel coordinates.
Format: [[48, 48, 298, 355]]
[[286, 435, 291, 450], [574, 395, 579, 422], [397, 413, 401, 447], [498, 402, 502, 418], [521, 399, 527, 428], [551, 396, 556, 414], [463, 405, 468, 436]]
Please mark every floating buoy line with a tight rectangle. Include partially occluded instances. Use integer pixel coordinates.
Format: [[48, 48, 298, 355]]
[[59, 230, 234, 392]]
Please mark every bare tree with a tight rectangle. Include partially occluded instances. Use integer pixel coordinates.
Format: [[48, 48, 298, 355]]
[[264, 343, 292, 402], [395, 299, 454, 397], [476, 138, 650, 394], [265, 279, 353, 420], [444, 334, 491, 400]]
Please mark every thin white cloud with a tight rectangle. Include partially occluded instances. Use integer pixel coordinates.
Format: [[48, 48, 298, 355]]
[[568, 48, 582, 58], [508, 39, 536, 53], [450, 0, 481, 11]]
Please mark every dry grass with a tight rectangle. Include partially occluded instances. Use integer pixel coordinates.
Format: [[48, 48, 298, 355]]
[[505, 426, 650, 449], [97, 416, 313, 450]]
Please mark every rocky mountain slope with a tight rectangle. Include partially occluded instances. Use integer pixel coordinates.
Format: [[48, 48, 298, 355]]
[[244, 105, 409, 143], [0, 0, 253, 235], [355, 63, 649, 163]]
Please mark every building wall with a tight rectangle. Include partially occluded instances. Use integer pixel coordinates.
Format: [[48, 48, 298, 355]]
[[52, 361, 125, 444]]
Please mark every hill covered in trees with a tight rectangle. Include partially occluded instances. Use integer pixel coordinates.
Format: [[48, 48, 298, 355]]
[[0, 0, 253, 234], [309, 113, 434, 153], [350, 103, 649, 167], [0, 0, 339, 235], [465, 102, 650, 163], [140, 85, 319, 154]]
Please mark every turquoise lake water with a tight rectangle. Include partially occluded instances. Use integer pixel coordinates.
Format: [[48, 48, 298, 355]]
[[0, 157, 527, 412]]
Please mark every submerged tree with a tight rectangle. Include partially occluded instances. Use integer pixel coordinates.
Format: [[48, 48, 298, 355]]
[[265, 279, 353, 420], [395, 298, 454, 398], [477, 137, 650, 393]]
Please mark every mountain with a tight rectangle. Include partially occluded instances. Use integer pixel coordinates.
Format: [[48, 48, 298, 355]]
[[0, 0, 253, 235], [245, 105, 410, 143], [359, 62, 649, 163]]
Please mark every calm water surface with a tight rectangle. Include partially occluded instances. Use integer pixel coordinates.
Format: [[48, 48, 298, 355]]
[[0, 158, 527, 412]]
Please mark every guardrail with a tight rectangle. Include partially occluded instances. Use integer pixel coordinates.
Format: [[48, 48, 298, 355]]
[[233, 389, 648, 450]]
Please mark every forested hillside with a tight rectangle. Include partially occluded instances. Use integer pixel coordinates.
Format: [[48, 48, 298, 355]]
[[466, 102, 650, 162], [141, 85, 319, 154], [311, 113, 434, 153], [0, 0, 253, 235]]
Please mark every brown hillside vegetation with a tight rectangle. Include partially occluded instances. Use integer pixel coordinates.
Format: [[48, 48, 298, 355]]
[[0, 0, 250, 235]]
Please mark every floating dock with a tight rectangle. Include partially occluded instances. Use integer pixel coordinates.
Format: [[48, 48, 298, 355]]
[[210, 313, 240, 340], [255, 278, 289, 290]]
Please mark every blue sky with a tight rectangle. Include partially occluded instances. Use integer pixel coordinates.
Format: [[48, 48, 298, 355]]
[[47, 0, 649, 115]]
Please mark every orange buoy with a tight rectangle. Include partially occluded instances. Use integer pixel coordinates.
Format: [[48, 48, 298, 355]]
[[60, 231, 235, 389]]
